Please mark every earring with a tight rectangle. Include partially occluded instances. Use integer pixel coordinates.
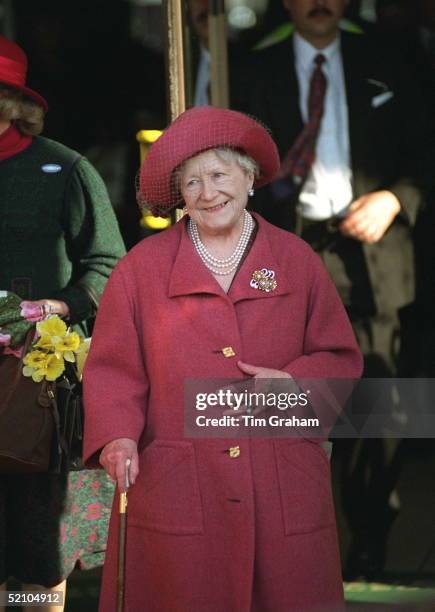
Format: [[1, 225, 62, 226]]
[[248, 188, 254, 197]]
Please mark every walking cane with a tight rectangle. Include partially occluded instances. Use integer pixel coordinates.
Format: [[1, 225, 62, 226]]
[[117, 458, 131, 612]]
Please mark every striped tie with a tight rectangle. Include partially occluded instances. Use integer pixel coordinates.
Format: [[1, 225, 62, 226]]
[[278, 53, 327, 186]]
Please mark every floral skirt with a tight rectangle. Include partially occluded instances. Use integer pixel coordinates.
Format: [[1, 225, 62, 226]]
[[0, 470, 114, 587]]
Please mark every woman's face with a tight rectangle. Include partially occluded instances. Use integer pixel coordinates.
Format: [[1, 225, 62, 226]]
[[180, 149, 253, 236]]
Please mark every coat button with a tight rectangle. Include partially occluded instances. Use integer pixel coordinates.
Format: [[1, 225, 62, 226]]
[[222, 346, 236, 358], [228, 446, 240, 458]]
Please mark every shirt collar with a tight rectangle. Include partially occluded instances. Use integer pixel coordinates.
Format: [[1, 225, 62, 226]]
[[293, 31, 340, 72], [199, 45, 210, 64]]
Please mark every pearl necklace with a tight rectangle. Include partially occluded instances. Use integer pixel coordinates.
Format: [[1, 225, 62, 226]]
[[188, 210, 254, 275]]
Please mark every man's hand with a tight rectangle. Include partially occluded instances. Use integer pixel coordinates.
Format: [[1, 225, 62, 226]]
[[99, 438, 139, 492], [339, 190, 401, 243]]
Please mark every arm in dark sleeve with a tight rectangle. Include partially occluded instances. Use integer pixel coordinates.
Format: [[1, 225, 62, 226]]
[[55, 157, 126, 323], [385, 59, 434, 226]]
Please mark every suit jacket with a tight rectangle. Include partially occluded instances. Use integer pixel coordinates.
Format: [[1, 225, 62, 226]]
[[231, 32, 431, 315]]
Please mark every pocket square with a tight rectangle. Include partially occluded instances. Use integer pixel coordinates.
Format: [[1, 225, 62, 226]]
[[371, 91, 394, 108]]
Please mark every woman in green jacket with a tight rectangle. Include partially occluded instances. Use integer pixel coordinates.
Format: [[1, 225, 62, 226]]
[[0, 35, 125, 611]]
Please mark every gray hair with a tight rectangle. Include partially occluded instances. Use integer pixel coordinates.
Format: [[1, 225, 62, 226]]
[[174, 146, 260, 191], [211, 146, 260, 179]]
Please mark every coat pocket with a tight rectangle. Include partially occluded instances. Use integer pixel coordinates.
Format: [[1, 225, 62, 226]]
[[128, 440, 204, 535], [274, 440, 335, 536]]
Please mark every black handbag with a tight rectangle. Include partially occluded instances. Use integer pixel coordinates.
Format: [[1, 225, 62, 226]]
[[0, 335, 84, 473], [55, 361, 84, 471], [0, 332, 57, 473]]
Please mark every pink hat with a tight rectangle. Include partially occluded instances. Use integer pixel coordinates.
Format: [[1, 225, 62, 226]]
[[0, 36, 48, 111], [138, 106, 280, 216]]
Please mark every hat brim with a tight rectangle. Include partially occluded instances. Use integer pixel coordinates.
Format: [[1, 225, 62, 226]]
[[1, 78, 48, 111], [139, 106, 280, 216], [22, 85, 48, 112]]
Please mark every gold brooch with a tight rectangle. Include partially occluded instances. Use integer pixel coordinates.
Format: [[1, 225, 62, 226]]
[[250, 268, 277, 292]]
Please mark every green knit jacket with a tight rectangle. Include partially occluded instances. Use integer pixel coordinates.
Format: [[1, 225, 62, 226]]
[[0, 137, 126, 331]]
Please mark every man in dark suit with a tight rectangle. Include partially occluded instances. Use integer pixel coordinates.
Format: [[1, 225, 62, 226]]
[[187, 0, 244, 107], [187, 0, 211, 106], [232, 0, 431, 579]]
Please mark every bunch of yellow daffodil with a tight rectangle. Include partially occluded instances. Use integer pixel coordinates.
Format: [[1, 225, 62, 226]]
[[23, 316, 85, 382]]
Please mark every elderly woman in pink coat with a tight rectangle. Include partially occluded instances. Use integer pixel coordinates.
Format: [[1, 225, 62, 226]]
[[83, 106, 362, 612]]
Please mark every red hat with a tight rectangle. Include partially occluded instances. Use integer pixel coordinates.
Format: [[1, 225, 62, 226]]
[[0, 36, 48, 111], [138, 106, 280, 216]]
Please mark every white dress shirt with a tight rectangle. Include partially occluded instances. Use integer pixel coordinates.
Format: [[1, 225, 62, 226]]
[[294, 32, 353, 220], [194, 46, 211, 107]]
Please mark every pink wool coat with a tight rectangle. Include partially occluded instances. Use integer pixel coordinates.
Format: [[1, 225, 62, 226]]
[[83, 214, 362, 612]]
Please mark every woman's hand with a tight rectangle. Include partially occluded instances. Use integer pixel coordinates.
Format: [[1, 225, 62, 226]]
[[237, 360, 292, 379], [20, 299, 70, 321], [99, 438, 139, 492], [221, 361, 293, 417]]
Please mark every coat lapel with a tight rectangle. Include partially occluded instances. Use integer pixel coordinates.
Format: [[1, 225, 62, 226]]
[[341, 35, 366, 142], [264, 38, 303, 156], [168, 215, 292, 303], [168, 218, 224, 298], [341, 32, 373, 195], [229, 214, 293, 303]]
